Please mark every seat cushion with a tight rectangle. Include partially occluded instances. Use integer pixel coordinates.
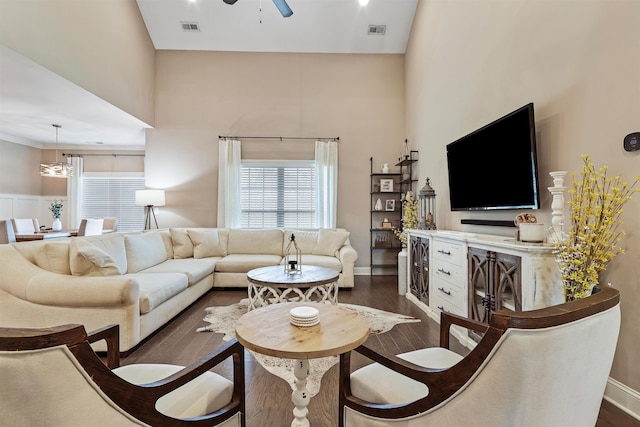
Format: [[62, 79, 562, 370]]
[[215, 254, 282, 273], [126, 273, 188, 314], [113, 363, 233, 419], [140, 258, 217, 285], [350, 347, 464, 405]]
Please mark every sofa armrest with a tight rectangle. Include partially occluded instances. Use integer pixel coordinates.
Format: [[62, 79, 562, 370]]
[[25, 272, 140, 308], [338, 244, 358, 267]]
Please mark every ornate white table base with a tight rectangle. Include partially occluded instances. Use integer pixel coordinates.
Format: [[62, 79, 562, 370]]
[[247, 281, 338, 310]]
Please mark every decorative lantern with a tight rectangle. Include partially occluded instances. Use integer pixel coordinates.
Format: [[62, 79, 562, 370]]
[[418, 178, 437, 230], [284, 233, 302, 275]]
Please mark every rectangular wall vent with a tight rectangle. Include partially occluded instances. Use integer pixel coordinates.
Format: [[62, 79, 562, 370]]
[[181, 22, 200, 32], [368, 25, 386, 35]]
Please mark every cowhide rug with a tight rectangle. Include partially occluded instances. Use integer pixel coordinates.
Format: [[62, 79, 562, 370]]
[[196, 299, 420, 396]]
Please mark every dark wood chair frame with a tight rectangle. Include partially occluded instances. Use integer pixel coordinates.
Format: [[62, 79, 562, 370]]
[[0, 323, 246, 427], [339, 285, 620, 426]]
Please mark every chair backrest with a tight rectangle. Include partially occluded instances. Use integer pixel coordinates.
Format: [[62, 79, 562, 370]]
[[78, 218, 104, 236], [11, 218, 39, 234], [342, 286, 621, 427], [102, 217, 117, 233], [0, 220, 16, 243], [0, 324, 244, 427]]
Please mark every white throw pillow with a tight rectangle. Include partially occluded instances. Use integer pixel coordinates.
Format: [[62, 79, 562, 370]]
[[69, 239, 124, 276], [312, 229, 349, 257], [170, 228, 194, 259], [33, 242, 71, 275], [69, 234, 127, 276], [187, 229, 228, 258], [125, 232, 168, 273]]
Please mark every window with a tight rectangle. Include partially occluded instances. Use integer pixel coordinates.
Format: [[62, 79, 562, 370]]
[[240, 160, 316, 228], [81, 173, 145, 232]]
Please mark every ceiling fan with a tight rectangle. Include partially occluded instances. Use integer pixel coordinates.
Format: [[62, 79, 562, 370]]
[[222, 0, 293, 17]]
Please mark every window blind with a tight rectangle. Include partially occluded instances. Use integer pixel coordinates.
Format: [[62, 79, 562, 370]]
[[81, 173, 145, 232], [240, 161, 316, 228]]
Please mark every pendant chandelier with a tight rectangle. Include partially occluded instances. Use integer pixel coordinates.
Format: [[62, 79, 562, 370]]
[[40, 124, 73, 178]]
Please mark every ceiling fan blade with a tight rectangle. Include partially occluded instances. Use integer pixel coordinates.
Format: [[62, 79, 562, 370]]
[[272, 0, 293, 17]]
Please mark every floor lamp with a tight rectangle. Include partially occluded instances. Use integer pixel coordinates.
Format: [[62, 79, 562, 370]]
[[135, 190, 165, 230]]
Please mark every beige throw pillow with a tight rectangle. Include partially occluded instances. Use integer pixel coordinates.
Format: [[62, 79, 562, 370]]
[[170, 228, 194, 259], [187, 229, 228, 258], [69, 239, 124, 276], [312, 229, 349, 257], [69, 234, 127, 276], [125, 232, 168, 273]]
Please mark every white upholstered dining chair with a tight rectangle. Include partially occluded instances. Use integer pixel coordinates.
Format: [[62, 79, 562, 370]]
[[339, 285, 620, 427], [0, 220, 16, 243], [77, 218, 104, 236], [0, 324, 246, 427], [11, 218, 39, 234]]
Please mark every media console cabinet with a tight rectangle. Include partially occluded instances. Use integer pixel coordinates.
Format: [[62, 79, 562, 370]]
[[406, 230, 563, 347]]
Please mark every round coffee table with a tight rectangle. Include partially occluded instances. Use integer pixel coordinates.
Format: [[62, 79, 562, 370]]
[[246, 265, 339, 310], [235, 302, 370, 427]]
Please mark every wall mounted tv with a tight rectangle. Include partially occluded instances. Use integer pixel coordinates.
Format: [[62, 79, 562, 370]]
[[446, 103, 540, 211]]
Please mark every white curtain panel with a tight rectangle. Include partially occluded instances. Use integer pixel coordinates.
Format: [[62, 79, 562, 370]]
[[217, 138, 241, 228], [65, 156, 83, 229], [315, 140, 338, 229]]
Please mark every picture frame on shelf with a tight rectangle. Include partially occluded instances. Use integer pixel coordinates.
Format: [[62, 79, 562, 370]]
[[380, 178, 394, 192], [385, 199, 395, 211]]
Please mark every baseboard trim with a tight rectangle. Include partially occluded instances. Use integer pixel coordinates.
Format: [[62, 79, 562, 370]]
[[354, 267, 371, 275], [604, 377, 640, 420]]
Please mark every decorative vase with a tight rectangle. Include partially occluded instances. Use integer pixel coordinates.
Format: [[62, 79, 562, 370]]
[[52, 218, 62, 231], [382, 164, 389, 173]]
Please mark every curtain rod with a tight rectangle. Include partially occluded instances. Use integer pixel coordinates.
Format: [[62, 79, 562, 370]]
[[218, 135, 340, 142], [62, 153, 145, 157]]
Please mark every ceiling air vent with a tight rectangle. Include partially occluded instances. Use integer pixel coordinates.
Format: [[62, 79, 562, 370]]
[[368, 25, 386, 35], [181, 22, 200, 32]]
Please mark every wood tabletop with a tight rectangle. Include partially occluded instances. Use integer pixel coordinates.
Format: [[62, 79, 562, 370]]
[[235, 302, 369, 360], [15, 231, 72, 241], [247, 265, 339, 288]]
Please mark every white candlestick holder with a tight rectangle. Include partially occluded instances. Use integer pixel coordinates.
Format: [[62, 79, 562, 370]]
[[548, 171, 568, 243]]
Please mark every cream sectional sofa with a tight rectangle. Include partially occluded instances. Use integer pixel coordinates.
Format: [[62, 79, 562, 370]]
[[0, 227, 356, 351]]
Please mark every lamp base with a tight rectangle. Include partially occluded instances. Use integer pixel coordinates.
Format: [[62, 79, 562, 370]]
[[144, 205, 158, 230]]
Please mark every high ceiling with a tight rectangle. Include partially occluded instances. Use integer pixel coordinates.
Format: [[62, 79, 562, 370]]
[[137, 0, 419, 54], [0, 0, 417, 149]]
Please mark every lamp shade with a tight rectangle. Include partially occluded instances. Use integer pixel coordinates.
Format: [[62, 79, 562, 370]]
[[135, 190, 165, 207]]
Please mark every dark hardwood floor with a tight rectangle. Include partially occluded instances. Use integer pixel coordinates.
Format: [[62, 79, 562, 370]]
[[121, 275, 639, 427]]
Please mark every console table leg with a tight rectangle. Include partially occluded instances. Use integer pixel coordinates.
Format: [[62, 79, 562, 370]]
[[291, 359, 311, 427]]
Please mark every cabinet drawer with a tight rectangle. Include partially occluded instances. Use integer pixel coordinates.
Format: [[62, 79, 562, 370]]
[[430, 293, 466, 317], [432, 239, 465, 267], [432, 258, 465, 289], [432, 279, 466, 309]]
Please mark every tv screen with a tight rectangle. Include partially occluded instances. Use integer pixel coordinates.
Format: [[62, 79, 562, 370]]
[[446, 103, 540, 211]]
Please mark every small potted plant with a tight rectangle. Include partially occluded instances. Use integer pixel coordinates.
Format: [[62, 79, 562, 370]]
[[49, 200, 64, 231]]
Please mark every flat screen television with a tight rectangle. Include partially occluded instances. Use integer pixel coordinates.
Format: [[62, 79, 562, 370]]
[[446, 103, 540, 211]]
